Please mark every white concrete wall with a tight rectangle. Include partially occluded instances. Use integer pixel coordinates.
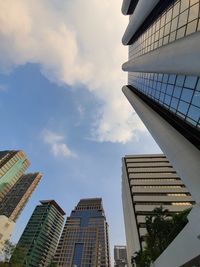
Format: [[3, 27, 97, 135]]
[[122, 159, 141, 267], [122, 86, 200, 204]]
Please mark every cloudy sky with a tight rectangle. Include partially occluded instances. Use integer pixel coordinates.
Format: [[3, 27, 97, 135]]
[[0, 0, 160, 263]]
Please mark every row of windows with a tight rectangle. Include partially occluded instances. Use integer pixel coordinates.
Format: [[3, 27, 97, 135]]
[[129, 0, 200, 60], [129, 72, 200, 128]]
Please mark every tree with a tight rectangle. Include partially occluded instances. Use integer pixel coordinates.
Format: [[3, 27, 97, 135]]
[[48, 261, 57, 267], [132, 207, 191, 267], [0, 241, 15, 263]]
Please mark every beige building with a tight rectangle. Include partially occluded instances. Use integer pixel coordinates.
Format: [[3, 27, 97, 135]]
[[54, 198, 110, 267], [122, 154, 194, 267]]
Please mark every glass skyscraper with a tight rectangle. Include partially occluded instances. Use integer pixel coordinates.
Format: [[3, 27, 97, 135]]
[[0, 150, 42, 252], [54, 198, 110, 267], [121, 0, 200, 222], [12, 200, 65, 267], [0, 172, 42, 221], [0, 150, 30, 202]]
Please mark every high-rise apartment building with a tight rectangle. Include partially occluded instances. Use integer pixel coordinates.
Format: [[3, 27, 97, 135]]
[[0, 150, 41, 252], [121, 0, 200, 209], [122, 154, 194, 267], [0, 172, 42, 221], [0, 150, 30, 202], [114, 246, 128, 267], [12, 200, 65, 267], [54, 198, 110, 267]]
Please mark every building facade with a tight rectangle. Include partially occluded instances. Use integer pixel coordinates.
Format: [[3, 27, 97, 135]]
[[54, 198, 110, 267], [0, 150, 30, 202], [12, 200, 65, 267], [0, 172, 42, 221], [0, 150, 41, 252], [114, 246, 128, 267], [122, 154, 194, 266], [121, 0, 200, 208]]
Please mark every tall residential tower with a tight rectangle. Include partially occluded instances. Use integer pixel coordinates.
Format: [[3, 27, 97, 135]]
[[54, 198, 110, 267], [0, 150, 42, 251], [122, 154, 194, 266], [12, 200, 65, 267]]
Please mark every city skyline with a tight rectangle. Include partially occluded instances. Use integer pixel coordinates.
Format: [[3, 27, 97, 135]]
[[0, 1, 162, 264]]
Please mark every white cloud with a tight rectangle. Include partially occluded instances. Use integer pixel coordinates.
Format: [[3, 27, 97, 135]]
[[42, 129, 76, 158], [0, 0, 146, 143]]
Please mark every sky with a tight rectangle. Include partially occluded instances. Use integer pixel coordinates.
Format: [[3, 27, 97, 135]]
[[0, 0, 161, 264]]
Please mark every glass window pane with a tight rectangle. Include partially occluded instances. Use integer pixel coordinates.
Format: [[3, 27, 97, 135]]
[[178, 9, 189, 28], [186, 19, 198, 35], [176, 75, 185, 86], [166, 84, 174, 95], [164, 95, 171, 105], [173, 2, 180, 18], [188, 4, 199, 22], [181, 88, 193, 102], [187, 105, 200, 122], [171, 98, 179, 109], [168, 75, 176, 84], [184, 76, 198, 88], [180, 0, 190, 13], [173, 86, 182, 98], [178, 101, 189, 114], [192, 91, 200, 106]]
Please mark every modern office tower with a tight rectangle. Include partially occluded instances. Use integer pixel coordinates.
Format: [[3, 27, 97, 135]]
[[122, 154, 195, 267], [114, 245, 128, 267], [12, 200, 65, 267], [0, 172, 42, 221], [0, 150, 30, 202], [121, 0, 200, 212], [0, 150, 41, 253], [54, 198, 110, 267]]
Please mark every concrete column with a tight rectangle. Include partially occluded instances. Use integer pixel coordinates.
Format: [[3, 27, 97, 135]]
[[122, 86, 200, 203], [122, 0, 132, 15], [122, 159, 140, 267], [122, 0, 159, 45], [123, 31, 200, 76]]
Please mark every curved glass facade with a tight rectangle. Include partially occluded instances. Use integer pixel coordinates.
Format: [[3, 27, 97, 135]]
[[129, 0, 200, 60], [129, 72, 200, 129]]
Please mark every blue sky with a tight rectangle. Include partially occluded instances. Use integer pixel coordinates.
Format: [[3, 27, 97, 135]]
[[0, 0, 161, 263]]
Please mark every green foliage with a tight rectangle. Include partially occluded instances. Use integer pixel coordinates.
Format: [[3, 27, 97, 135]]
[[132, 207, 191, 267], [0, 240, 15, 262], [9, 246, 26, 267], [48, 262, 57, 267], [0, 240, 26, 267]]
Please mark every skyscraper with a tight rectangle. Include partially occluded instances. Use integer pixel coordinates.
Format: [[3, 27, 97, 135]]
[[0, 150, 42, 252], [121, 0, 200, 208], [0, 150, 30, 202], [0, 172, 42, 221], [12, 200, 65, 267], [54, 198, 110, 267], [114, 246, 128, 267], [122, 154, 194, 266]]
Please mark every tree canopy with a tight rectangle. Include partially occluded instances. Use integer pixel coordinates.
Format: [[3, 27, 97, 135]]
[[132, 207, 191, 267]]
